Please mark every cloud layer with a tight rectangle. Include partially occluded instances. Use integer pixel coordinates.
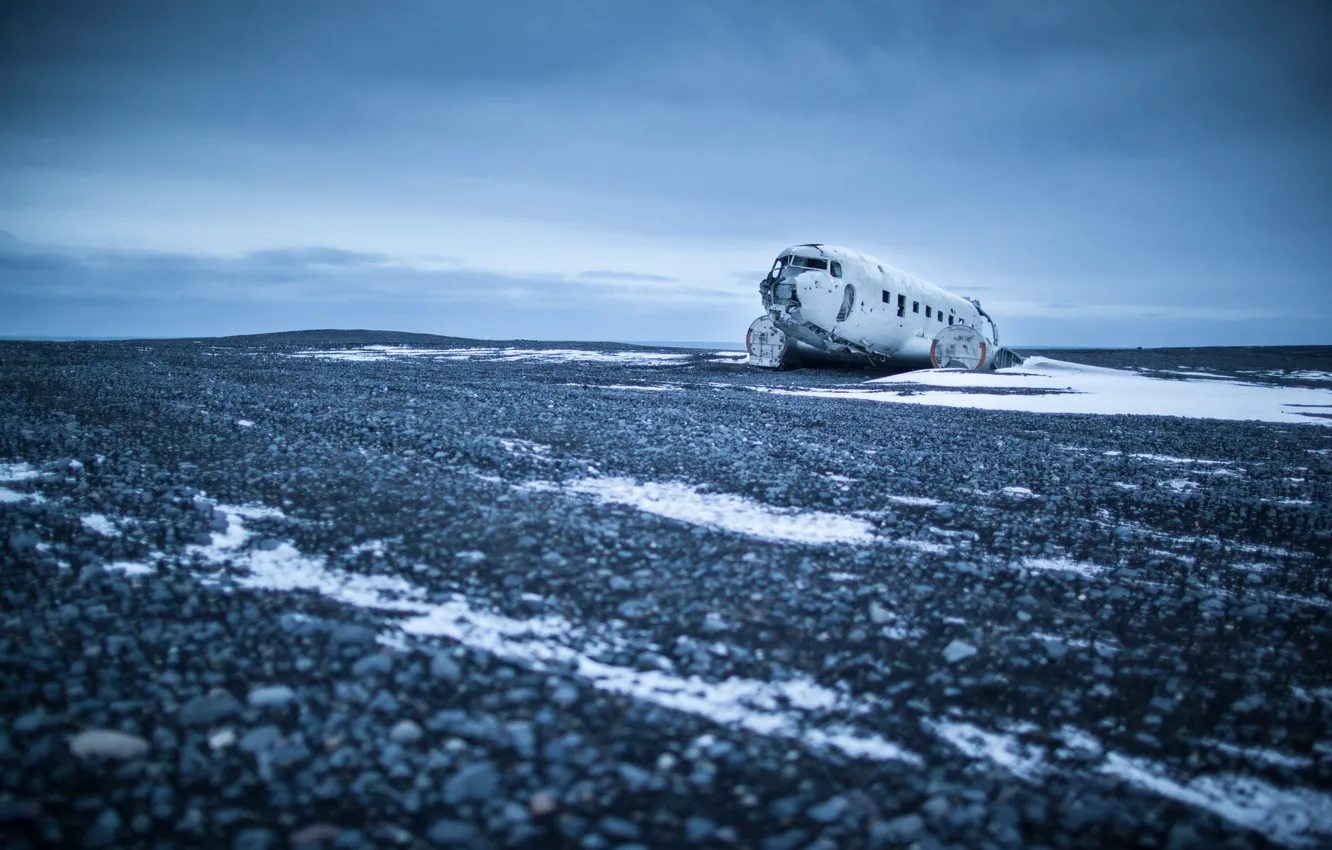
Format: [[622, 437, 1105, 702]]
[[1, 1, 1328, 344]]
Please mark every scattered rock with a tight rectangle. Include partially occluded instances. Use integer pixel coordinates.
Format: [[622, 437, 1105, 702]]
[[288, 824, 342, 846], [178, 693, 241, 726], [233, 827, 277, 850], [430, 653, 462, 681], [427, 818, 481, 846], [873, 813, 925, 845], [351, 652, 394, 677], [68, 729, 149, 760], [389, 719, 423, 744], [247, 685, 297, 709], [869, 602, 893, 624], [444, 761, 501, 805], [942, 640, 977, 663]]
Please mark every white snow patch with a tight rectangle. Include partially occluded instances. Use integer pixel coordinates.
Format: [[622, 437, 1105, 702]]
[[1018, 557, 1106, 578], [1030, 631, 1098, 650], [173, 501, 921, 765], [766, 357, 1332, 426], [499, 438, 552, 456], [930, 720, 1048, 782], [532, 477, 877, 546], [599, 384, 683, 393], [884, 494, 945, 507], [1233, 561, 1278, 573], [1164, 479, 1200, 492], [1260, 370, 1332, 382], [1000, 486, 1036, 499], [0, 461, 44, 504], [104, 561, 155, 576], [1055, 726, 1105, 759], [236, 419, 255, 428], [0, 462, 40, 482], [81, 514, 121, 537], [1102, 753, 1332, 848], [827, 572, 858, 582], [349, 539, 389, 558], [1123, 453, 1233, 465], [894, 538, 952, 555], [1205, 740, 1314, 770], [570, 659, 915, 762], [290, 345, 691, 367], [880, 625, 921, 641], [1112, 520, 1309, 562]]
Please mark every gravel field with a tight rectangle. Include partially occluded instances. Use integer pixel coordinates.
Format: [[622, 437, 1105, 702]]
[[2, 331, 1331, 850]]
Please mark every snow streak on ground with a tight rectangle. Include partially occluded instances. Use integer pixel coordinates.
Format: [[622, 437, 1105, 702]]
[[0, 462, 40, 482], [1245, 370, 1332, 382], [1103, 451, 1234, 466], [523, 477, 878, 546], [165, 499, 922, 765], [12, 441, 1331, 847], [90, 496, 1332, 845], [0, 461, 42, 504], [764, 357, 1332, 425], [289, 345, 691, 366], [1018, 557, 1107, 578], [80, 513, 120, 536], [598, 384, 684, 393], [1100, 755, 1332, 849]]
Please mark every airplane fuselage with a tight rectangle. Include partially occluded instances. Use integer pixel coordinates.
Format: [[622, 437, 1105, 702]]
[[746, 243, 1016, 371]]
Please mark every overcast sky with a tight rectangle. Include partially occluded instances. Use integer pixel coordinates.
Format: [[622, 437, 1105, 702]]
[[1, 0, 1329, 346]]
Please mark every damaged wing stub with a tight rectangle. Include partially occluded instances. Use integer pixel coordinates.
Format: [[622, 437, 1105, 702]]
[[745, 243, 1024, 372]]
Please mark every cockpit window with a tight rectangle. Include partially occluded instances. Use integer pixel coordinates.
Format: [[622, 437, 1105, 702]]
[[790, 256, 828, 270], [830, 261, 843, 278]]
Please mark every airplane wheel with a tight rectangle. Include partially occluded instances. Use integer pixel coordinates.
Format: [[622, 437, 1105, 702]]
[[930, 325, 989, 370], [745, 316, 789, 368]]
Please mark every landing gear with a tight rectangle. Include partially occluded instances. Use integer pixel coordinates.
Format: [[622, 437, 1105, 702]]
[[745, 316, 789, 369], [930, 325, 1024, 371], [930, 325, 989, 370]]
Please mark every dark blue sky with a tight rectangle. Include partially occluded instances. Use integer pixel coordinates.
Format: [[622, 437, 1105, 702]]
[[2, 0, 1329, 345]]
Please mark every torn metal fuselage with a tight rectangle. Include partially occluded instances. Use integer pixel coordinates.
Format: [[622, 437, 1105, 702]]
[[758, 256, 887, 362], [746, 244, 1020, 371]]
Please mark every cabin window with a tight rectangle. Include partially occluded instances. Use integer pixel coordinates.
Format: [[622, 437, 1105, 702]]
[[937, 311, 943, 322], [897, 294, 905, 317], [881, 290, 890, 303], [912, 301, 919, 313], [830, 261, 843, 278], [948, 315, 954, 325], [835, 284, 856, 322], [925, 306, 932, 318]]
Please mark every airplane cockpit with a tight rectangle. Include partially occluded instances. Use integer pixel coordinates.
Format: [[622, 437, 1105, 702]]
[[762, 251, 844, 313], [765, 254, 841, 280]]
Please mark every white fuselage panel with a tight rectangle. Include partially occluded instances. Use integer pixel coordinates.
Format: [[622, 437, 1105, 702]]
[[757, 244, 998, 368]]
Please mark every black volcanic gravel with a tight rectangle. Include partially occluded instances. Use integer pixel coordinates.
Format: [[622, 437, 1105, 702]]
[[1, 332, 1330, 850]]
